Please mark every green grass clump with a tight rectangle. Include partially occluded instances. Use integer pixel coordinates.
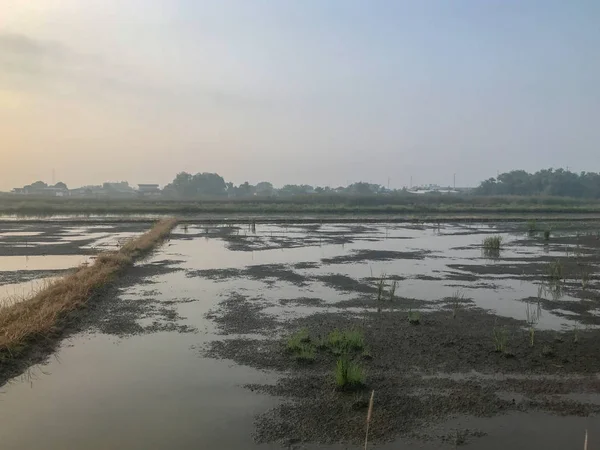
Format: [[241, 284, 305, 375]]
[[543, 229, 551, 240], [450, 289, 464, 318], [483, 235, 503, 250], [286, 328, 311, 352], [547, 260, 564, 282], [335, 356, 365, 390], [328, 328, 365, 354], [493, 326, 508, 353], [408, 310, 421, 324], [294, 344, 316, 362], [527, 220, 537, 233]]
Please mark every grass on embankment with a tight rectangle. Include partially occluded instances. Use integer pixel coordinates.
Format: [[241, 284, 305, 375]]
[[0, 218, 177, 358]]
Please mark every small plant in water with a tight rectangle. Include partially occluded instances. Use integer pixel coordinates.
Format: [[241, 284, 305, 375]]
[[335, 356, 365, 390], [543, 229, 551, 241], [376, 274, 386, 303], [450, 289, 464, 318], [527, 220, 537, 233], [493, 326, 508, 353], [389, 280, 397, 303], [547, 260, 564, 283], [483, 235, 503, 250], [573, 324, 580, 343], [525, 300, 540, 347]]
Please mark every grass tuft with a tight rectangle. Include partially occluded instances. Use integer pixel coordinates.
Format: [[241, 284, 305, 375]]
[[450, 289, 464, 318], [286, 328, 311, 352], [543, 229, 551, 241], [408, 310, 421, 325], [335, 356, 365, 390], [493, 326, 508, 353], [483, 235, 503, 250], [328, 328, 365, 354]]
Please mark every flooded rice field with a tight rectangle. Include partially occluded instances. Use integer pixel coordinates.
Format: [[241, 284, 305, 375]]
[[0, 221, 599, 449]]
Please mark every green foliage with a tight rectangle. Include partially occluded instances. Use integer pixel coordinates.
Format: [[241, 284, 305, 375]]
[[483, 235, 503, 250], [527, 220, 537, 233], [474, 168, 600, 198], [328, 329, 365, 354], [287, 328, 311, 353], [294, 344, 316, 362], [408, 310, 421, 324], [547, 260, 564, 282], [450, 289, 464, 318], [493, 326, 508, 352], [335, 357, 365, 389], [543, 229, 551, 240]]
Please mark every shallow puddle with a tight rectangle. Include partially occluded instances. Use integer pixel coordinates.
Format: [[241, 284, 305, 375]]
[[0, 254, 92, 271], [1, 221, 598, 449]]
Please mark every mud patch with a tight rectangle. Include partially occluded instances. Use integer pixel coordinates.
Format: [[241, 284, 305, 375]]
[[322, 249, 428, 264]]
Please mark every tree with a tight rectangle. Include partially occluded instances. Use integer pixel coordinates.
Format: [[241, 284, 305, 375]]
[[473, 168, 600, 198], [54, 182, 68, 190], [255, 181, 274, 196], [30, 181, 47, 189]]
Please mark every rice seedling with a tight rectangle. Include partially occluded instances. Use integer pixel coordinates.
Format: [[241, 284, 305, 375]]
[[547, 260, 564, 283], [525, 300, 539, 347], [573, 324, 580, 343], [482, 235, 502, 258], [483, 235, 502, 250], [376, 274, 386, 303], [408, 310, 421, 325], [389, 280, 397, 303], [493, 326, 508, 353], [328, 328, 365, 353], [527, 220, 537, 233], [286, 328, 311, 352], [335, 356, 365, 390], [543, 229, 551, 241], [450, 289, 464, 318], [294, 344, 316, 362]]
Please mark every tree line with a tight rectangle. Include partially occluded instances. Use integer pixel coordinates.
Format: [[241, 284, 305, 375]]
[[474, 169, 600, 198], [162, 172, 391, 198]]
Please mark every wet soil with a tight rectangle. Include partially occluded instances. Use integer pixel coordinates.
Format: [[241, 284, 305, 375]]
[[206, 303, 600, 445]]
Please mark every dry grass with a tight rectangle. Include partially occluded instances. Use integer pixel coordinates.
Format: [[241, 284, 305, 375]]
[[0, 218, 177, 357]]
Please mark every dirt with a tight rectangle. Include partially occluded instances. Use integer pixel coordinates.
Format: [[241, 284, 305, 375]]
[[206, 303, 600, 445], [321, 249, 429, 264]]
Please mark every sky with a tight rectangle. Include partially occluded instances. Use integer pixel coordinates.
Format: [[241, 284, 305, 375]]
[[1, 0, 599, 190]]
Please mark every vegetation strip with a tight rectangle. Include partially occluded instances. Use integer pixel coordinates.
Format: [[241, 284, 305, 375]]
[[0, 218, 177, 357]]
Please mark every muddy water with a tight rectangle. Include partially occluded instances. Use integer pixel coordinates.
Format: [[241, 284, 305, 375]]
[[0, 222, 597, 449]]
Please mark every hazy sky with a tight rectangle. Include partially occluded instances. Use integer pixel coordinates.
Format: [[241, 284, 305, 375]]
[[1, 1, 598, 190]]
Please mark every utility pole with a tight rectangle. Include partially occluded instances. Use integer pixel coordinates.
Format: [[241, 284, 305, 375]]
[[453, 173, 456, 190]]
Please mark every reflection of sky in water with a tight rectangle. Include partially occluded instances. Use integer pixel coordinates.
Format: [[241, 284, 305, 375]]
[[153, 223, 597, 331]]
